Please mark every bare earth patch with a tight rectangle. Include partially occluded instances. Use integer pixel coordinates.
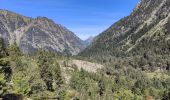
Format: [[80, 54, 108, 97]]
[[59, 59, 104, 83], [67, 60, 104, 73]]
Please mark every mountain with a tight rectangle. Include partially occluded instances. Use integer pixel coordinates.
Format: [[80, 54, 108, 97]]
[[80, 0, 170, 71], [0, 9, 85, 55], [0, 1, 170, 100], [84, 36, 94, 46], [81, 0, 170, 57]]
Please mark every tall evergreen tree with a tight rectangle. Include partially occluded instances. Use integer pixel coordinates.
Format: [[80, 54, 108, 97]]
[[37, 51, 63, 91]]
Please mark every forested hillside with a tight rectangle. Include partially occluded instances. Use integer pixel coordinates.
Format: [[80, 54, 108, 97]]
[[0, 37, 170, 99], [0, 0, 170, 99], [80, 0, 170, 71]]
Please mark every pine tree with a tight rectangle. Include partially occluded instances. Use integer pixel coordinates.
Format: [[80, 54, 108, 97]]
[[0, 38, 12, 83], [98, 79, 105, 96], [37, 51, 63, 91], [8, 42, 22, 61]]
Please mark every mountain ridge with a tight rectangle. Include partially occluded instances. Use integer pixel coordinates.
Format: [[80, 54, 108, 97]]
[[84, 36, 94, 46], [81, 0, 170, 57], [0, 9, 86, 55]]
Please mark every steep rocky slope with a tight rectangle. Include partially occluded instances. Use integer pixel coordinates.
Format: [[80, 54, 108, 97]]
[[84, 36, 94, 46], [0, 10, 85, 55], [81, 0, 170, 57]]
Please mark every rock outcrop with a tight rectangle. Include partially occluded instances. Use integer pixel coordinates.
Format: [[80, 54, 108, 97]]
[[0, 10, 85, 55]]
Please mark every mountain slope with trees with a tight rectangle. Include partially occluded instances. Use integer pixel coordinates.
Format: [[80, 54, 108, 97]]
[[0, 38, 169, 99], [0, 0, 170, 99], [80, 0, 170, 71]]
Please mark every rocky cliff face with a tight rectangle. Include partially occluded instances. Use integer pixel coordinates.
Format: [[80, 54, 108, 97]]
[[0, 10, 85, 55], [81, 0, 170, 57]]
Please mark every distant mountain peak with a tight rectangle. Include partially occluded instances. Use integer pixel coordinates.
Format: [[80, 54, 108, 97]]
[[84, 36, 94, 46]]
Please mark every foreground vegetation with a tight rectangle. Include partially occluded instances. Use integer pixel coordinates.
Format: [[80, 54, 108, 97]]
[[0, 38, 169, 100]]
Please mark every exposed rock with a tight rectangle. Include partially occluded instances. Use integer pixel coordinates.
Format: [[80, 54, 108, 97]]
[[84, 36, 94, 46], [81, 0, 170, 57], [0, 10, 86, 55], [60, 59, 104, 83]]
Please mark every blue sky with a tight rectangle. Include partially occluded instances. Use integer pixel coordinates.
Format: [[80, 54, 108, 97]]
[[0, 0, 139, 40]]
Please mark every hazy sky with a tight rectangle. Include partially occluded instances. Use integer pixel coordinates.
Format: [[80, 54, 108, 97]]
[[0, 0, 139, 40]]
